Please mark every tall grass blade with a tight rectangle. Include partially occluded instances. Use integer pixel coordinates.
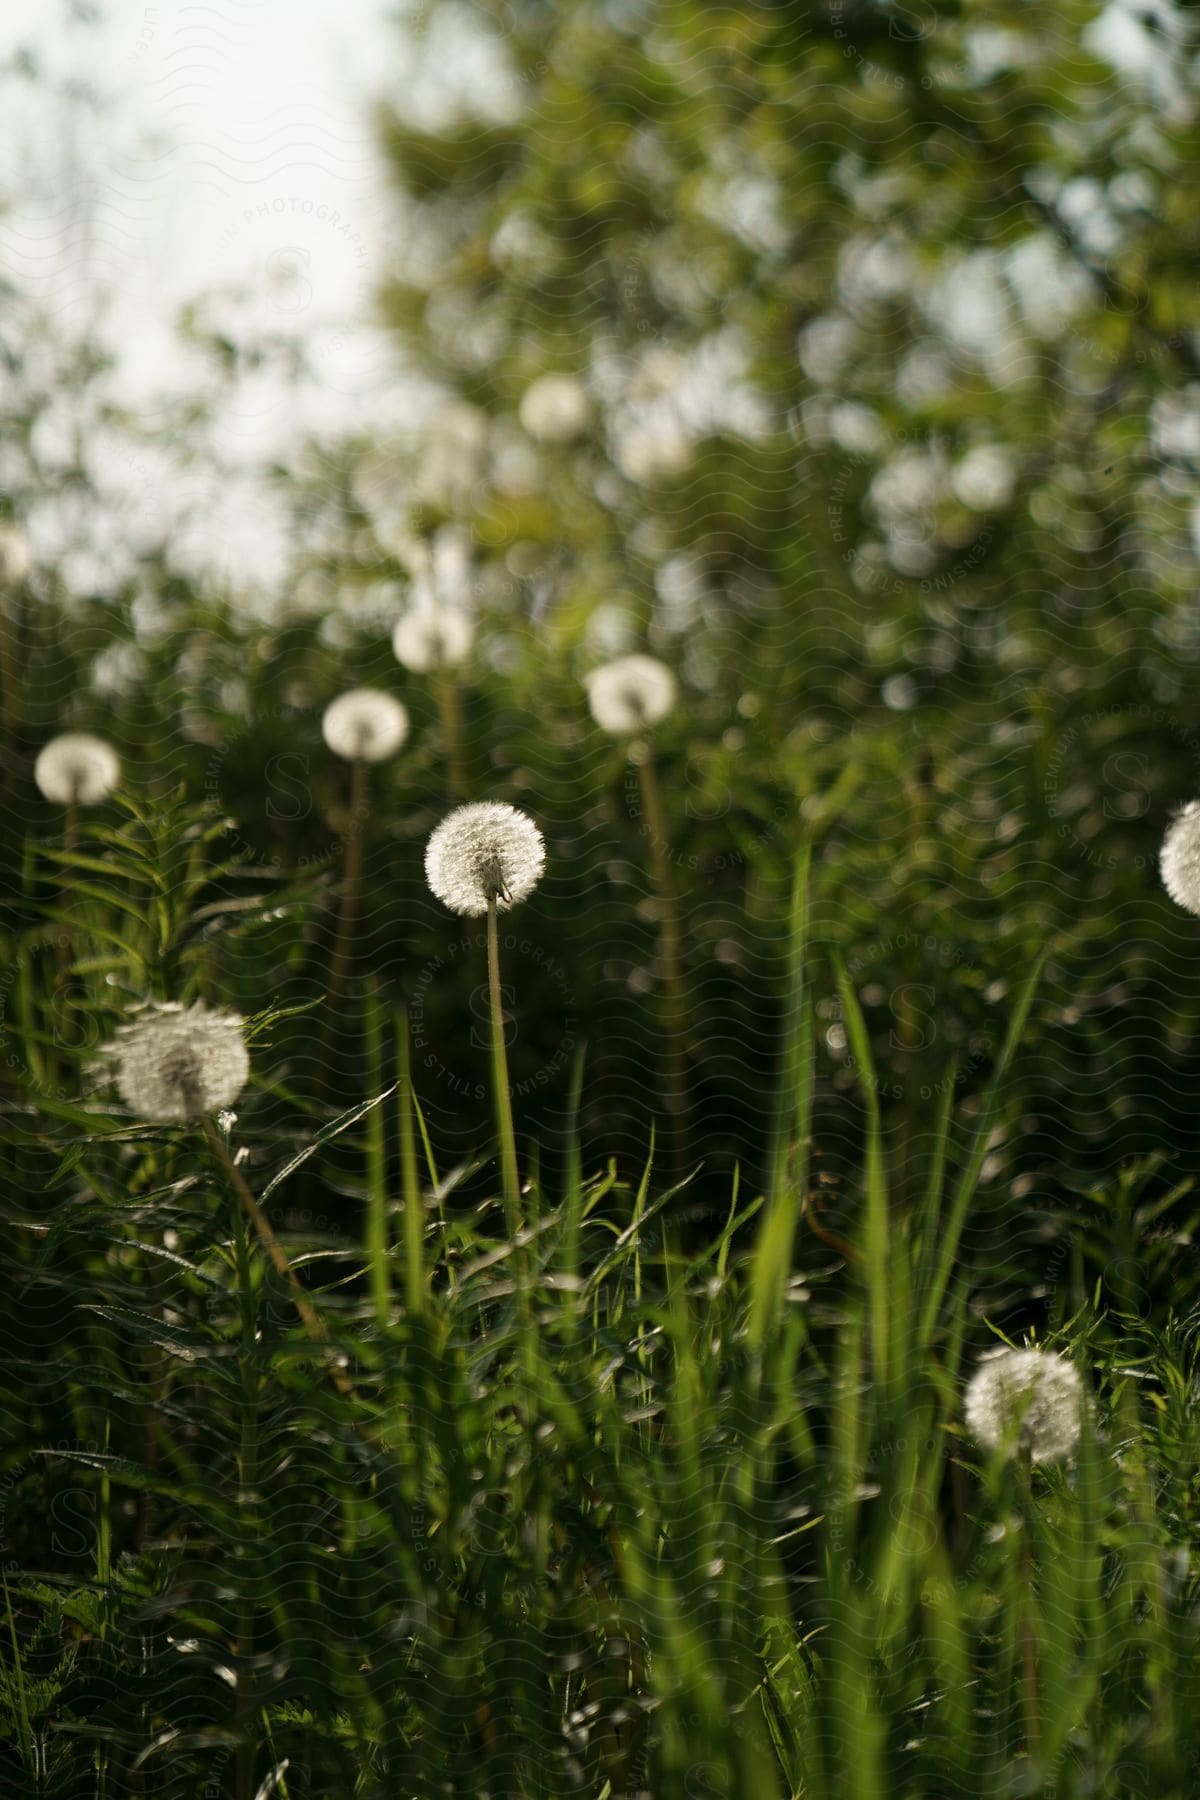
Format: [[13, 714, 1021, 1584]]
[[917, 949, 1046, 1346], [364, 984, 391, 1327], [258, 1084, 397, 1205], [833, 951, 891, 1388], [397, 1005, 425, 1315], [749, 842, 812, 1350]]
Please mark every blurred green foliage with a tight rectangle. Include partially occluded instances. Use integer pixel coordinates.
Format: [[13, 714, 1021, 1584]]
[[3, 0, 1200, 1791]]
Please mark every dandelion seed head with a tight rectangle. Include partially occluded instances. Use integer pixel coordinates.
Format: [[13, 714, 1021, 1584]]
[[585, 654, 677, 735], [321, 688, 409, 763], [391, 604, 473, 673], [964, 1347, 1083, 1464], [1161, 801, 1200, 915], [102, 1002, 250, 1123], [0, 522, 33, 585], [518, 373, 592, 444], [425, 801, 545, 916], [34, 733, 121, 806]]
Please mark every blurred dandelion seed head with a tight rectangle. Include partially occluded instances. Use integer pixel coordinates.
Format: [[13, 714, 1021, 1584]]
[[585, 654, 676, 735], [391, 604, 473, 673], [102, 1002, 250, 1124], [425, 800, 546, 916], [964, 1347, 1083, 1464], [321, 688, 409, 763], [34, 733, 121, 806], [518, 373, 592, 444], [0, 521, 33, 584], [1160, 800, 1200, 914]]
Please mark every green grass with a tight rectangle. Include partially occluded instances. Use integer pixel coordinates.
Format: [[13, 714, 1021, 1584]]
[[1, 786, 1198, 1798]]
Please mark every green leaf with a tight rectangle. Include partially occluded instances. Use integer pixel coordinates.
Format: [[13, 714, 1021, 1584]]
[[257, 1085, 398, 1205]]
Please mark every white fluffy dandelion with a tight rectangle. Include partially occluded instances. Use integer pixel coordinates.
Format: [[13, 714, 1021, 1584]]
[[425, 801, 545, 917], [1161, 801, 1200, 915], [585, 654, 677, 735], [392, 604, 473, 673], [321, 688, 409, 763], [34, 733, 121, 806], [964, 1347, 1083, 1465], [0, 522, 33, 584], [518, 373, 592, 444], [101, 1001, 250, 1123]]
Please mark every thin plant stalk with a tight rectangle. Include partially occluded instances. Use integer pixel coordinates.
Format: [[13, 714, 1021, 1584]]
[[54, 799, 80, 1077], [327, 756, 369, 1008], [0, 584, 21, 782], [436, 668, 469, 802], [487, 897, 521, 1236], [749, 841, 812, 1351], [230, 1177, 260, 1800], [397, 1006, 426, 1314], [202, 1118, 356, 1400], [916, 949, 1046, 1347], [833, 952, 893, 1389], [1018, 1452, 1041, 1760], [634, 740, 687, 1175], [365, 986, 391, 1327]]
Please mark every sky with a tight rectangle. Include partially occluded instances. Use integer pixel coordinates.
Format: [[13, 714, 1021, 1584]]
[[1, 0, 405, 420], [0, 0, 429, 594]]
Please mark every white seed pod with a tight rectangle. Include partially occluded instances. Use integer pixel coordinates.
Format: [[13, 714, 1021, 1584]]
[[964, 1347, 1083, 1465], [425, 801, 545, 917], [1161, 801, 1200, 916], [518, 373, 592, 444], [585, 654, 677, 735], [391, 604, 473, 673], [102, 1001, 250, 1123], [0, 522, 33, 584], [34, 733, 121, 806], [321, 688, 409, 763]]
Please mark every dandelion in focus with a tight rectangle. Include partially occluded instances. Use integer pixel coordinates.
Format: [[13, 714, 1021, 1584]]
[[425, 801, 545, 918], [104, 1000, 357, 1392], [34, 733, 121, 807], [585, 654, 676, 736], [964, 1346, 1083, 1465], [964, 1342, 1083, 1753], [321, 688, 409, 764], [1161, 801, 1200, 916], [101, 1001, 250, 1123], [425, 801, 546, 1230], [518, 373, 592, 444]]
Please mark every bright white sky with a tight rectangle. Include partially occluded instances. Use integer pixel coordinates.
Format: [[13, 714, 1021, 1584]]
[[0, 0, 404, 423], [0, 0, 428, 593], [0, 1, 522, 598]]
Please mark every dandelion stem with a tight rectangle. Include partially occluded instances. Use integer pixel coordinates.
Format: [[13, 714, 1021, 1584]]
[[54, 801, 79, 1072], [229, 1176, 259, 1800], [635, 742, 687, 1174], [397, 1007, 426, 1314], [365, 985, 391, 1328], [1018, 1452, 1041, 1759], [436, 670, 469, 801], [487, 897, 521, 1236], [327, 756, 368, 1008], [202, 1118, 356, 1400], [0, 586, 20, 779]]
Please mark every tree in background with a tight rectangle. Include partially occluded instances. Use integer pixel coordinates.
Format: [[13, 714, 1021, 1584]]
[[307, 0, 1200, 1211]]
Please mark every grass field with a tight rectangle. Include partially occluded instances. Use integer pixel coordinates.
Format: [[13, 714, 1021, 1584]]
[[4, 0, 1200, 1792], [2, 615, 1199, 1798]]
